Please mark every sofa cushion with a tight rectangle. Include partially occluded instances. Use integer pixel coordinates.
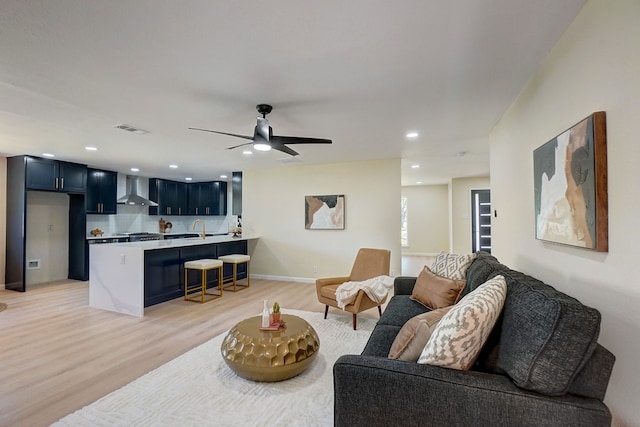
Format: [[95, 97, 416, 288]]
[[496, 268, 601, 396], [388, 307, 452, 362], [378, 295, 429, 328], [361, 324, 401, 357], [418, 275, 507, 370], [410, 266, 465, 310], [431, 251, 475, 280]]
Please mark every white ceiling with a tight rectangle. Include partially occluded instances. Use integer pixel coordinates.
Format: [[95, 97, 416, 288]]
[[0, 0, 586, 186]]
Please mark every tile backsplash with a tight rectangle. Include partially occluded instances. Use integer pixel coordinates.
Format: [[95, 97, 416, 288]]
[[86, 205, 237, 236]]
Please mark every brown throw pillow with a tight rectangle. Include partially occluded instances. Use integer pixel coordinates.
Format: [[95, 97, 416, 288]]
[[388, 307, 452, 361], [410, 266, 465, 310]]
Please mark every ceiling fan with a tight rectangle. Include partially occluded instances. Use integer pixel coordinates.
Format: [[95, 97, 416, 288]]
[[189, 104, 332, 156]]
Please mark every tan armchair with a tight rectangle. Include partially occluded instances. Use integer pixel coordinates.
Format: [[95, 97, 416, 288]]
[[316, 248, 391, 330]]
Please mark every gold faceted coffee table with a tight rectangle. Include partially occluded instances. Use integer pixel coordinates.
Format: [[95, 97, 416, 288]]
[[221, 314, 320, 382]]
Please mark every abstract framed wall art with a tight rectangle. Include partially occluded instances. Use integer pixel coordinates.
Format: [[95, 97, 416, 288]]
[[533, 111, 608, 251], [305, 195, 345, 230]]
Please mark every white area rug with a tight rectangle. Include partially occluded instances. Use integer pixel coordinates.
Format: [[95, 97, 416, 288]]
[[53, 310, 376, 427]]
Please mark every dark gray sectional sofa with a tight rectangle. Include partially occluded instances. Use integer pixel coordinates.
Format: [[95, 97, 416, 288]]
[[333, 251, 615, 427]]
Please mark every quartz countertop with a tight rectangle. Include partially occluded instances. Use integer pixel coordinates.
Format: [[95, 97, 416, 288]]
[[98, 233, 258, 250]]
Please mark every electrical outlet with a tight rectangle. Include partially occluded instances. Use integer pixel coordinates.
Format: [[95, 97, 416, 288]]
[[47, 224, 53, 232], [313, 265, 318, 273], [120, 254, 126, 264]]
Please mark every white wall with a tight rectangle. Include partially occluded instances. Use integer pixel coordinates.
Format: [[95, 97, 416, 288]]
[[244, 158, 401, 281], [490, 1, 639, 424], [451, 176, 490, 254], [401, 184, 449, 255], [25, 191, 69, 285]]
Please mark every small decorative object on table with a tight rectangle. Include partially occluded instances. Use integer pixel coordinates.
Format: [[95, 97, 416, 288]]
[[261, 300, 270, 328], [271, 301, 281, 323]]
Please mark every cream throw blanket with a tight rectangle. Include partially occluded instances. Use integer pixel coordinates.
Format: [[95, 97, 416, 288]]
[[335, 275, 394, 309]]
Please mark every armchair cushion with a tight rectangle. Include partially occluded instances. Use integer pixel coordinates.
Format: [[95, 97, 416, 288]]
[[410, 266, 465, 310]]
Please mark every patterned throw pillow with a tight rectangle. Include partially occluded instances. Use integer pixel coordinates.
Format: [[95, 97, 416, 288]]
[[410, 266, 465, 310], [388, 307, 452, 362], [431, 252, 476, 280], [418, 275, 507, 370]]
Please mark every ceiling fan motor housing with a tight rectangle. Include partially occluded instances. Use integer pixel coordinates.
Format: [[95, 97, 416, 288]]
[[256, 104, 273, 117]]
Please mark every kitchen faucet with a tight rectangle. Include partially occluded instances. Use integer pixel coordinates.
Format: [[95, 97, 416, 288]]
[[192, 219, 206, 239]]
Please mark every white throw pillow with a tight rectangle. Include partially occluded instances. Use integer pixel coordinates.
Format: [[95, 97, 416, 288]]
[[431, 252, 475, 281], [417, 275, 507, 370]]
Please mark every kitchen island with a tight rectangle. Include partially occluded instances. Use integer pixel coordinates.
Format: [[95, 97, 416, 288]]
[[89, 234, 258, 316]]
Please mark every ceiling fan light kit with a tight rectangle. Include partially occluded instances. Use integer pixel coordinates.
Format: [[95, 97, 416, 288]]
[[189, 104, 332, 156]]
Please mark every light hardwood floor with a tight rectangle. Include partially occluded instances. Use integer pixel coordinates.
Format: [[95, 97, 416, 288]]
[[0, 278, 386, 427]]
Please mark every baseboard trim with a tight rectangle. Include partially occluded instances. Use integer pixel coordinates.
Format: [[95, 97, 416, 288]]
[[251, 274, 315, 284]]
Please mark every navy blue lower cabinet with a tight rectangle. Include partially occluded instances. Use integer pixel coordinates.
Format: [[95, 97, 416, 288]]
[[144, 248, 182, 307]]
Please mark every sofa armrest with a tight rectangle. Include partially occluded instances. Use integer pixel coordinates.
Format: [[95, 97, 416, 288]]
[[333, 355, 611, 427], [393, 276, 416, 295]]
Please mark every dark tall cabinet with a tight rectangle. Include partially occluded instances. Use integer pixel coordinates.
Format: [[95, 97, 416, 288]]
[[5, 155, 88, 292]]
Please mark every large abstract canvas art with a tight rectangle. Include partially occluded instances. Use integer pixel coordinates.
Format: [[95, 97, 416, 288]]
[[533, 111, 608, 252], [305, 195, 345, 230]]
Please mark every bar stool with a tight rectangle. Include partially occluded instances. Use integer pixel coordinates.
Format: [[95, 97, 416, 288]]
[[184, 259, 223, 303], [218, 254, 250, 292]]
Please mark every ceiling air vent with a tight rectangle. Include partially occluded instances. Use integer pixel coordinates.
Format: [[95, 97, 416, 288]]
[[114, 124, 149, 134]]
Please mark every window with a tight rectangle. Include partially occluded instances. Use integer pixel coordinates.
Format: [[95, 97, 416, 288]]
[[471, 189, 492, 253], [401, 196, 408, 247]]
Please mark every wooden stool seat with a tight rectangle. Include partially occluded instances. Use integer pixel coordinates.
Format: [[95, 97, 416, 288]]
[[218, 254, 250, 292], [184, 259, 223, 303]]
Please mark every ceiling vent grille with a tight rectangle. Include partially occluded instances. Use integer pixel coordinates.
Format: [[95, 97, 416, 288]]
[[114, 124, 149, 134]]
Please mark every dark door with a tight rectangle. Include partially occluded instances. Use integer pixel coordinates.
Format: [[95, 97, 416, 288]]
[[25, 157, 58, 191], [87, 169, 117, 214], [471, 189, 492, 254], [144, 248, 182, 306], [212, 181, 228, 216], [58, 162, 87, 193]]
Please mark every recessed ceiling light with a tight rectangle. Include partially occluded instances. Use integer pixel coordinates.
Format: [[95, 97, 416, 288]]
[[42, 153, 55, 158], [85, 146, 98, 151], [416, 181, 423, 185], [406, 132, 419, 138], [185, 177, 193, 181], [243, 150, 253, 155], [169, 164, 178, 169], [130, 167, 139, 172], [411, 164, 420, 169], [220, 174, 227, 179]]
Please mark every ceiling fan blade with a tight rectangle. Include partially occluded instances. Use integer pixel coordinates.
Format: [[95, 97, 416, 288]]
[[226, 141, 254, 150], [271, 142, 299, 156], [271, 135, 332, 145], [188, 128, 253, 140]]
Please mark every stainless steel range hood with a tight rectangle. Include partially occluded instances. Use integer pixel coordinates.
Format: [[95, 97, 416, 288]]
[[117, 175, 158, 206]]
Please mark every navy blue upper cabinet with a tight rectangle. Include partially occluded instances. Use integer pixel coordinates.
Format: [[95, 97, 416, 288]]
[[149, 178, 188, 216], [86, 168, 117, 214], [187, 181, 227, 216], [25, 157, 86, 193], [211, 181, 228, 216]]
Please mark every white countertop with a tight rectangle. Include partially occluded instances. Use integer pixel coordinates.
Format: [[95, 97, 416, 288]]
[[98, 233, 258, 250]]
